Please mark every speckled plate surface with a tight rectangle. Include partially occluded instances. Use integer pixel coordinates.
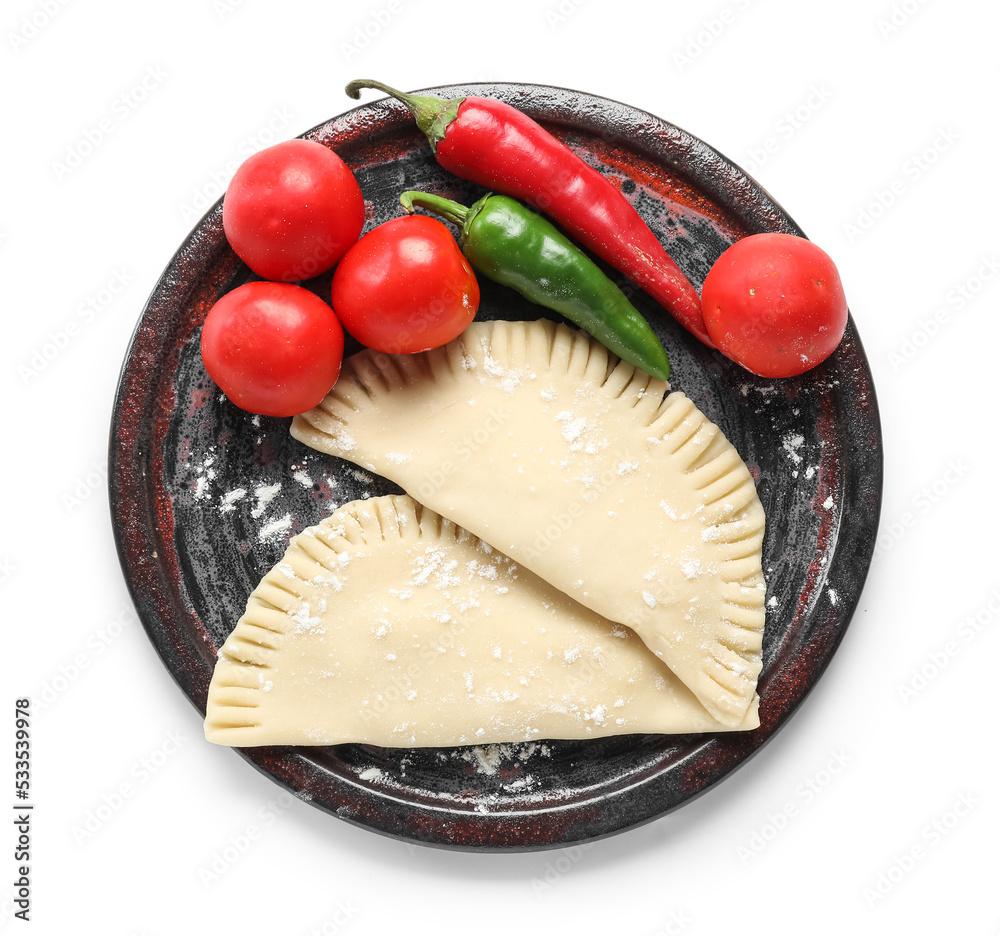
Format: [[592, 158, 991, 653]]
[[109, 82, 882, 851]]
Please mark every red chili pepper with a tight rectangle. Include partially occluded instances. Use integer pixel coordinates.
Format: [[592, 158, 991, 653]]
[[346, 80, 713, 348]]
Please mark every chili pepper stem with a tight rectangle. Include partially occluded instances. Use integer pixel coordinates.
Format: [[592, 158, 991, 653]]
[[399, 191, 492, 245], [399, 191, 470, 227], [345, 79, 462, 152]]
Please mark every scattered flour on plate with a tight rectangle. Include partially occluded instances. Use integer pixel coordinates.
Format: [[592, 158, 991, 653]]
[[190, 449, 218, 500], [782, 432, 805, 465], [251, 482, 282, 519], [458, 742, 552, 776], [258, 514, 293, 543], [349, 468, 375, 486], [219, 487, 247, 513]]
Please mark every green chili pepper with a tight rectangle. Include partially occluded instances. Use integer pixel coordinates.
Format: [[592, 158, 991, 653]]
[[398, 191, 670, 381]]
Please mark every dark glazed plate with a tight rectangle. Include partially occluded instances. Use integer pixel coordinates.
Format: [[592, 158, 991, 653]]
[[109, 83, 882, 851]]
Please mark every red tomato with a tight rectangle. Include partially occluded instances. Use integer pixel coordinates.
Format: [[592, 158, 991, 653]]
[[222, 139, 364, 282], [701, 233, 848, 378], [331, 215, 480, 354], [200, 282, 344, 417]]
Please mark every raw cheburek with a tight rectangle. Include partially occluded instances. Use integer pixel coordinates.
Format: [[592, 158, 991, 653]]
[[205, 319, 767, 745], [203, 494, 759, 747]]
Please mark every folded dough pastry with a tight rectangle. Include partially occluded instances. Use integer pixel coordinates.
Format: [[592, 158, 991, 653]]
[[291, 320, 766, 727], [205, 495, 758, 746]]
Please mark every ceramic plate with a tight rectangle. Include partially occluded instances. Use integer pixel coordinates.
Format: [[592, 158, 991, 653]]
[[109, 82, 882, 851]]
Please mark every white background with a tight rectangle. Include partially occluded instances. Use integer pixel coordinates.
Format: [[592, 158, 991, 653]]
[[2, 0, 997, 933]]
